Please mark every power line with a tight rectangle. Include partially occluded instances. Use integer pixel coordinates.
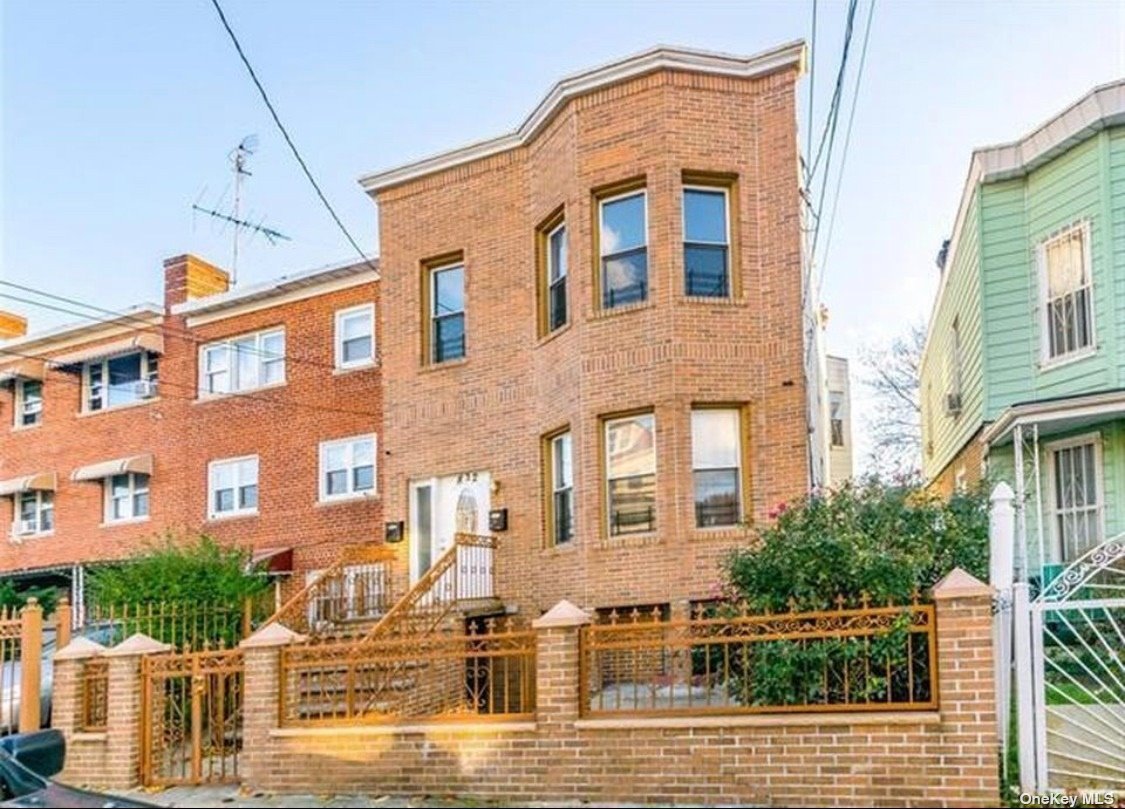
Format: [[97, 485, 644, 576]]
[[816, 0, 876, 294], [804, 0, 818, 187], [208, 0, 377, 274]]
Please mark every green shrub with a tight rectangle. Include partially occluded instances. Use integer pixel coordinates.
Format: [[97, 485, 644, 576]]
[[0, 580, 58, 616]]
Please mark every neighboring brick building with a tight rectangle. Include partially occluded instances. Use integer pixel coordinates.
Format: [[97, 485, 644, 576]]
[[0, 254, 380, 607], [361, 42, 811, 619]]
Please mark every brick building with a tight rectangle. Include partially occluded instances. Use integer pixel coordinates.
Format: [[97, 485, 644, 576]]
[[361, 42, 812, 619], [0, 254, 380, 608]]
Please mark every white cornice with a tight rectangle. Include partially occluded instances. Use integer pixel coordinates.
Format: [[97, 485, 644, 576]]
[[358, 41, 807, 194], [0, 306, 163, 357]]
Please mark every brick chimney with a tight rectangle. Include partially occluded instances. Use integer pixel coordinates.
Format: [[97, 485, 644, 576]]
[[163, 254, 231, 309], [0, 311, 27, 341]]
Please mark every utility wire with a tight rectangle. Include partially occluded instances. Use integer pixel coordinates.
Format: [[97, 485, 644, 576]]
[[208, 0, 377, 273], [816, 0, 876, 294], [804, 0, 818, 187]]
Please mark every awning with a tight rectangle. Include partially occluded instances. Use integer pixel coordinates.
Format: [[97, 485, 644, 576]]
[[247, 547, 294, 575], [981, 388, 1125, 447], [0, 358, 46, 385], [0, 472, 57, 498], [49, 332, 164, 369], [71, 454, 154, 482]]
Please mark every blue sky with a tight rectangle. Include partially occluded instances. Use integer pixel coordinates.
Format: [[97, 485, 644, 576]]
[[2, 0, 1123, 461]]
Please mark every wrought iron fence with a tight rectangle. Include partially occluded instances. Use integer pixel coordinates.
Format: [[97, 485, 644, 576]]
[[81, 658, 108, 732], [0, 607, 22, 734], [279, 616, 535, 726], [580, 598, 937, 717], [84, 598, 266, 651]]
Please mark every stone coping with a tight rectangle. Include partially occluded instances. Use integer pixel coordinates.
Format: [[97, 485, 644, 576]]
[[574, 711, 943, 730], [271, 721, 538, 738]]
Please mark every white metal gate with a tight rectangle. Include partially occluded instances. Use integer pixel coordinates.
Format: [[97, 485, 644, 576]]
[[1017, 537, 1125, 793]]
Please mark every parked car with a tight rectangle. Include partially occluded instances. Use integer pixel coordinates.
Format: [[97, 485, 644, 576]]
[[0, 728, 155, 807]]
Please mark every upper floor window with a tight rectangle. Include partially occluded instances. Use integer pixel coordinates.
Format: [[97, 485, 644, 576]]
[[829, 392, 845, 448], [105, 472, 149, 523], [14, 379, 42, 428], [599, 189, 648, 309], [683, 186, 731, 298], [200, 329, 285, 397], [605, 412, 656, 536], [85, 352, 158, 412], [430, 263, 465, 363], [546, 221, 568, 332], [546, 430, 574, 546], [208, 456, 259, 519], [1038, 222, 1093, 363], [1050, 437, 1102, 562], [691, 408, 742, 528], [14, 490, 53, 537], [319, 435, 376, 501], [335, 304, 375, 369]]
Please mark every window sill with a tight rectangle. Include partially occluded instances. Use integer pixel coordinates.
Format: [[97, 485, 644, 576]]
[[542, 539, 578, 555], [1039, 347, 1097, 373], [78, 398, 161, 418], [599, 531, 661, 549], [206, 510, 259, 523], [9, 422, 42, 433], [100, 517, 151, 529], [332, 360, 379, 376], [589, 301, 653, 321], [678, 295, 747, 307], [195, 381, 287, 404], [420, 357, 468, 374], [9, 531, 53, 542], [536, 321, 573, 348], [315, 493, 379, 508], [688, 524, 752, 541]]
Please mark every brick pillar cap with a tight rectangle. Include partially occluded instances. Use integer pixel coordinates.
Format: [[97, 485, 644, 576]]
[[240, 622, 307, 648], [103, 633, 173, 657], [533, 599, 592, 629], [932, 567, 991, 600], [54, 637, 107, 661]]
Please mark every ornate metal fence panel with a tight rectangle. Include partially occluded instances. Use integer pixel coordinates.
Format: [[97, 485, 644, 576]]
[[141, 647, 244, 786], [81, 658, 108, 732], [0, 608, 22, 735], [580, 600, 937, 717]]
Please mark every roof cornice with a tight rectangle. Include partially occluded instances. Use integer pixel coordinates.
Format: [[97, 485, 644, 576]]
[[358, 41, 806, 194], [0, 305, 163, 357]]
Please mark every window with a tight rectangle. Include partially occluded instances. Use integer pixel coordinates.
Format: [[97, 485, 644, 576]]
[[319, 435, 376, 501], [14, 491, 53, 536], [85, 352, 158, 412], [430, 263, 465, 363], [200, 329, 285, 396], [948, 317, 962, 397], [14, 379, 42, 428], [683, 186, 730, 297], [1051, 438, 1102, 562], [208, 456, 259, 519], [605, 413, 656, 535], [829, 392, 845, 448], [547, 222, 568, 332], [691, 408, 742, 527], [105, 473, 149, 523], [546, 431, 574, 545], [335, 304, 375, 369], [599, 190, 648, 309], [1039, 222, 1094, 362]]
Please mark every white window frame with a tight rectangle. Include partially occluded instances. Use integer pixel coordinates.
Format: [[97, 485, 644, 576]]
[[13, 490, 53, 537], [198, 328, 286, 398], [334, 304, 376, 370], [13, 378, 43, 428], [1045, 433, 1105, 564], [598, 189, 649, 309], [682, 185, 731, 298], [207, 455, 260, 520], [318, 434, 378, 502], [1037, 220, 1095, 367], [103, 472, 150, 524], [690, 408, 743, 528], [83, 351, 158, 413], [604, 412, 657, 536]]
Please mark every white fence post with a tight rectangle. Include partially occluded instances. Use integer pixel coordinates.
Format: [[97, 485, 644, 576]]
[[989, 483, 1015, 780], [1012, 581, 1037, 793]]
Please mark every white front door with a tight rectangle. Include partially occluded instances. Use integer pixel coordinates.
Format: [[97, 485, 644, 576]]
[[409, 472, 490, 584]]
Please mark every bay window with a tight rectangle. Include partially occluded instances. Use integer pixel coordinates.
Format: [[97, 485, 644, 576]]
[[605, 412, 656, 536]]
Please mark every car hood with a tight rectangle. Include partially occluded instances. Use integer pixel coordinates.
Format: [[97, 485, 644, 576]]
[[1, 782, 157, 808]]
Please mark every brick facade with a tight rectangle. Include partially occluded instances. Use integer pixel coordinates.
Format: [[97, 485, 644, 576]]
[[373, 59, 810, 618], [927, 428, 985, 499], [0, 255, 381, 586]]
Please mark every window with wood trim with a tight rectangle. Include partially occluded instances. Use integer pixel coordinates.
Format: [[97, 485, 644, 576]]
[[537, 209, 568, 335], [597, 187, 648, 310], [691, 408, 743, 527], [604, 412, 656, 536], [544, 429, 574, 546], [424, 259, 466, 364], [683, 186, 731, 297]]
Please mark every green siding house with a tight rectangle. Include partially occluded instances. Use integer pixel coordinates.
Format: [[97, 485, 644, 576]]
[[921, 80, 1125, 583]]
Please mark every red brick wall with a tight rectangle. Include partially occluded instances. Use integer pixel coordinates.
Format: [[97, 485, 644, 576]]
[[0, 260, 381, 579]]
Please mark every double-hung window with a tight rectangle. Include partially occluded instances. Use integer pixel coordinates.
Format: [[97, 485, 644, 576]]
[[105, 473, 149, 523], [1039, 222, 1094, 363], [547, 222, 568, 332], [15, 491, 53, 536], [200, 329, 285, 396], [691, 408, 742, 527], [547, 431, 574, 545], [335, 304, 375, 369], [85, 352, 158, 412], [1051, 438, 1102, 563], [599, 190, 648, 309], [319, 435, 376, 501], [683, 186, 731, 297], [605, 413, 656, 536], [14, 379, 42, 427], [430, 263, 465, 363], [208, 456, 259, 519], [829, 392, 845, 448]]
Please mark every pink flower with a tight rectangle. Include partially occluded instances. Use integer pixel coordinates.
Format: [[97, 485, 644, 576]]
[[767, 501, 788, 520]]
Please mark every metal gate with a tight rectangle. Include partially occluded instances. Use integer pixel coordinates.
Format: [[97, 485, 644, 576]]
[[141, 647, 244, 786], [1017, 537, 1125, 793]]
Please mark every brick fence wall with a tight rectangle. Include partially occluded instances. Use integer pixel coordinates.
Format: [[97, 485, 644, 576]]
[[53, 569, 999, 807]]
